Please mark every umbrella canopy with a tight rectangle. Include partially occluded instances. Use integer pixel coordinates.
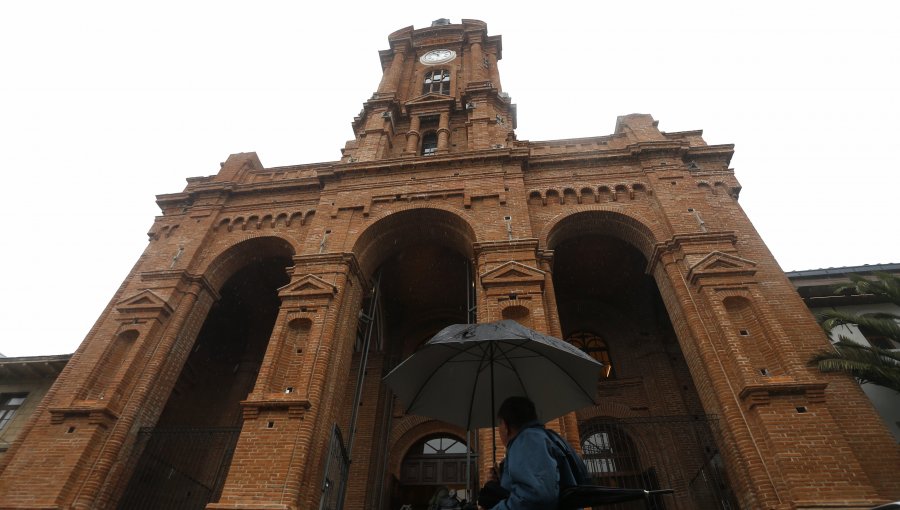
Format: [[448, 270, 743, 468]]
[[384, 320, 603, 430]]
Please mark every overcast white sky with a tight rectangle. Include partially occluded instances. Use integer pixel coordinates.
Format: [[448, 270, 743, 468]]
[[1, 1, 897, 357]]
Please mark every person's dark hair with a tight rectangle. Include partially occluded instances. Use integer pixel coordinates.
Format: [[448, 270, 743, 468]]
[[497, 396, 537, 430]]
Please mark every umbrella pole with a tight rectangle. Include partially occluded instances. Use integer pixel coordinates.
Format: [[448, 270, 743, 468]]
[[465, 429, 472, 502], [490, 342, 497, 469]]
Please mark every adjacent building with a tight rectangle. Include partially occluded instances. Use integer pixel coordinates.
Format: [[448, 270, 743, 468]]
[[0, 355, 70, 459], [787, 263, 900, 441]]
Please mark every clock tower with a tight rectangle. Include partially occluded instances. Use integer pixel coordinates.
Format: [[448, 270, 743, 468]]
[[0, 18, 898, 510], [343, 19, 515, 162]]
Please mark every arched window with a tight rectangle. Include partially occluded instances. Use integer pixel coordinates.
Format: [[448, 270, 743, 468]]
[[400, 434, 475, 489], [417, 435, 469, 455], [421, 132, 438, 156], [567, 331, 613, 378], [579, 423, 641, 483], [423, 69, 451, 95]]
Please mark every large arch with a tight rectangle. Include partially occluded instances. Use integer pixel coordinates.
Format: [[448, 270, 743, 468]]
[[339, 206, 479, 510], [200, 235, 298, 292], [115, 236, 297, 509], [351, 206, 480, 280], [544, 207, 735, 509], [540, 207, 662, 258]]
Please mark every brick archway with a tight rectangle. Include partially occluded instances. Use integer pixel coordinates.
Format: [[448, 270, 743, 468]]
[[386, 419, 476, 509], [540, 207, 662, 259], [350, 206, 479, 279], [200, 234, 298, 291], [388, 418, 470, 480]]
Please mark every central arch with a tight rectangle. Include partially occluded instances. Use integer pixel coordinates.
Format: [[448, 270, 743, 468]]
[[342, 207, 479, 510], [541, 207, 661, 259], [352, 206, 479, 280]]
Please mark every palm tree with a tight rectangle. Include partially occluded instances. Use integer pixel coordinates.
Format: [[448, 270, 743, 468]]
[[808, 272, 900, 393]]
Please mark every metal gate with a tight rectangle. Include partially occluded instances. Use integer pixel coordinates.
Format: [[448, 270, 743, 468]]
[[579, 415, 737, 510], [319, 424, 350, 510], [117, 427, 241, 510]]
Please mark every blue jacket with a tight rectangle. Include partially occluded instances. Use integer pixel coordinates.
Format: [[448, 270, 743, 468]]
[[494, 422, 583, 510]]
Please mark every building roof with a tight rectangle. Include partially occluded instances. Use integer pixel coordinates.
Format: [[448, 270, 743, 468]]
[[786, 263, 900, 308], [784, 262, 900, 279], [0, 354, 71, 380]]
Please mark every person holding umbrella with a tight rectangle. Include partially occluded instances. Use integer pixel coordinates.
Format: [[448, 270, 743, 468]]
[[477, 396, 587, 510], [385, 321, 673, 509]]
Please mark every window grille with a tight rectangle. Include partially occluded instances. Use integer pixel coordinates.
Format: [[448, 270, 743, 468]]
[[567, 331, 613, 378], [421, 132, 438, 156], [423, 69, 451, 95], [0, 394, 26, 430]]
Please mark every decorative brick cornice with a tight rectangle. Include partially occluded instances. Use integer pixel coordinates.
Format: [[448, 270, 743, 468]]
[[292, 252, 365, 289], [405, 93, 456, 110], [480, 261, 545, 289], [139, 270, 220, 301], [687, 251, 758, 287], [646, 231, 738, 272], [207, 503, 292, 510], [330, 147, 530, 178], [240, 398, 311, 421], [473, 238, 540, 257], [115, 289, 173, 319], [278, 274, 338, 300], [49, 403, 120, 428], [738, 382, 828, 409]]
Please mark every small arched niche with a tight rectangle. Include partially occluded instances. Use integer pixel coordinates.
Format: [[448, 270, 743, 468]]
[[502, 304, 533, 329]]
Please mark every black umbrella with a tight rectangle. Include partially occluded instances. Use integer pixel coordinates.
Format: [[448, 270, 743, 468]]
[[384, 320, 603, 461]]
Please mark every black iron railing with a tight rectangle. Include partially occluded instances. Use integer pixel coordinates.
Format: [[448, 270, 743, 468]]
[[117, 427, 241, 510]]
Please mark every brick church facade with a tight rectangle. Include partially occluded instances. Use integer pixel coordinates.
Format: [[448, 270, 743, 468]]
[[1, 19, 897, 510]]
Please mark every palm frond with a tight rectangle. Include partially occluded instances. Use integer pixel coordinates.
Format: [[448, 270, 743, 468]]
[[811, 272, 900, 392], [834, 272, 900, 306], [817, 310, 900, 343], [808, 340, 900, 393]]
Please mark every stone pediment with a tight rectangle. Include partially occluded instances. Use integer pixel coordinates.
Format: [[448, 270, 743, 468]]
[[279, 274, 338, 298], [115, 290, 173, 317], [480, 261, 546, 288], [687, 251, 757, 285], [405, 93, 455, 108]]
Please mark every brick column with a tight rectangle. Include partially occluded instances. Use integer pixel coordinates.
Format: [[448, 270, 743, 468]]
[[469, 38, 485, 83], [473, 239, 562, 482], [649, 236, 891, 508], [405, 114, 420, 155], [537, 250, 563, 339], [73, 274, 218, 509], [209, 253, 366, 510], [0, 268, 215, 509], [488, 51, 501, 90], [536, 250, 582, 449], [437, 112, 450, 153], [377, 45, 406, 94]]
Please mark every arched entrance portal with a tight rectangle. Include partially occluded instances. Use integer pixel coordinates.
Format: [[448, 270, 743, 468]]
[[117, 238, 295, 510], [343, 208, 478, 510], [548, 212, 737, 509], [395, 434, 475, 509]]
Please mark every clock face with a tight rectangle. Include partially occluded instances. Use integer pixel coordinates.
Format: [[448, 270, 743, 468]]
[[420, 49, 456, 65]]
